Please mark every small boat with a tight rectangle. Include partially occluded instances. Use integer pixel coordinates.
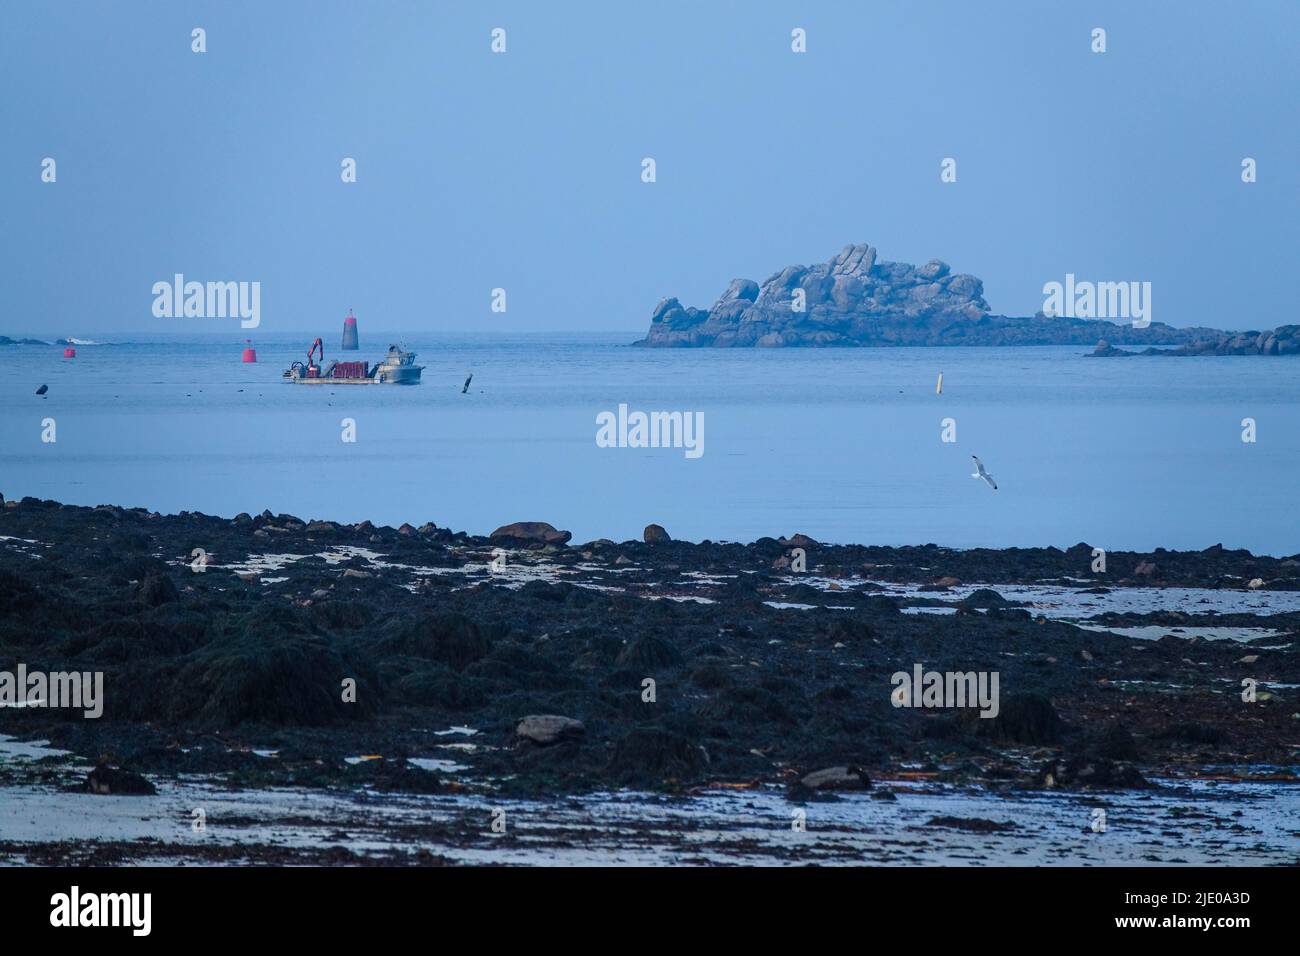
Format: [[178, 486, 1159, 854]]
[[283, 339, 424, 385]]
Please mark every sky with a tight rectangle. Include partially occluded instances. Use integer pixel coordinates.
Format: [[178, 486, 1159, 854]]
[[2, 0, 1297, 337]]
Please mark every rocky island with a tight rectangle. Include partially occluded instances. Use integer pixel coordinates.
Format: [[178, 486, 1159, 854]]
[[636, 243, 1222, 348]]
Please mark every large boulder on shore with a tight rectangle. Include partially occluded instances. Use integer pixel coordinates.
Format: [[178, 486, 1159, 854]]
[[84, 764, 157, 796], [516, 714, 585, 746], [489, 522, 571, 546], [800, 765, 872, 791]]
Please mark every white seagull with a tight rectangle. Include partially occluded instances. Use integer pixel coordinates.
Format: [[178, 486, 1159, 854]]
[[971, 455, 998, 490]]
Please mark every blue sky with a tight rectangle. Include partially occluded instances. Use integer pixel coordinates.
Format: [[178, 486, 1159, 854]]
[[2, 0, 1296, 336]]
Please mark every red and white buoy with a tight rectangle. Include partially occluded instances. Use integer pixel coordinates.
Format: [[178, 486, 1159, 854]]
[[241, 339, 257, 363]]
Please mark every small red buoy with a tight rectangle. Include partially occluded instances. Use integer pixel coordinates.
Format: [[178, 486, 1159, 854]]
[[241, 339, 257, 363], [63, 347, 76, 358]]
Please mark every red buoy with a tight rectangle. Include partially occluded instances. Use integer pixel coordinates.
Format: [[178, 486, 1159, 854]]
[[63, 347, 76, 358], [241, 339, 257, 363]]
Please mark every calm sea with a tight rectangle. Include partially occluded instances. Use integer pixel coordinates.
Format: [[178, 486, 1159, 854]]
[[1, 334, 1296, 555]]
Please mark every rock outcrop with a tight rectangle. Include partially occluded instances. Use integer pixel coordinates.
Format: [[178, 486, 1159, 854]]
[[1088, 325, 1300, 357], [636, 243, 1216, 348], [84, 763, 157, 796], [516, 714, 585, 746], [489, 521, 572, 546]]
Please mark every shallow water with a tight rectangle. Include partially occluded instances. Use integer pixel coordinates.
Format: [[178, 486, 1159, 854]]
[[2, 335, 1298, 554], [1, 737, 1295, 866], [796, 576, 1300, 618]]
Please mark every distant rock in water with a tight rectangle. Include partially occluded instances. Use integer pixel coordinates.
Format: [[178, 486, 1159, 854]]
[[1089, 325, 1300, 357], [1089, 339, 1131, 357], [636, 243, 1218, 348], [0, 335, 50, 346]]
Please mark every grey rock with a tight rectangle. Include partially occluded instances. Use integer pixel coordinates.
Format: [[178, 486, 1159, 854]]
[[800, 766, 872, 791], [718, 278, 759, 303], [515, 714, 585, 746], [490, 521, 572, 546], [917, 258, 950, 280]]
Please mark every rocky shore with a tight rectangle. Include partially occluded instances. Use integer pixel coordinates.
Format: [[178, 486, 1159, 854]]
[[635, 244, 1222, 348], [2, 492, 1297, 823], [1089, 325, 1300, 357]]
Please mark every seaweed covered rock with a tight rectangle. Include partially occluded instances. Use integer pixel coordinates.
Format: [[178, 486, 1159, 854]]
[[615, 635, 683, 669], [960, 588, 1012, 609], [976, 693, 1063, 745], [1092, 722, 1140, 760], [606, 725, 707, 787], [1038, 754, 1150, 790], [376, 612, 490, 669], [84, 763, 156, 796], [0, 568, 41, 617], [153, 629, 375, 727], [136, 572, 179, 607]]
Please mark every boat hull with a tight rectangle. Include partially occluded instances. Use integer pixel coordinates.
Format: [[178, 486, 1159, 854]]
[[372, 365, 423, 384], [286, 370, 423, 385], [282, 343, 424, 384]]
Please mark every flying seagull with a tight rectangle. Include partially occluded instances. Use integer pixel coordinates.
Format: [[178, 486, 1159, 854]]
[[461, 372, 473, 395], [35, 384, 48, 396], [971, 455, 997, 490]]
